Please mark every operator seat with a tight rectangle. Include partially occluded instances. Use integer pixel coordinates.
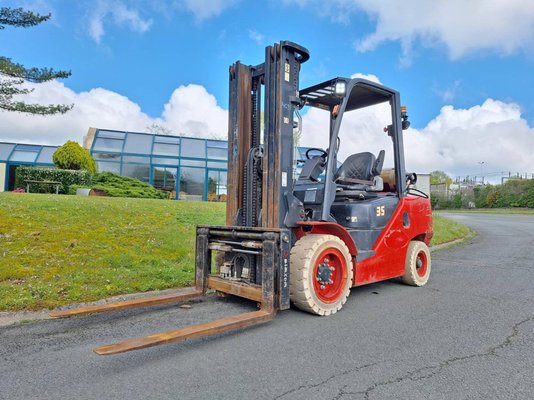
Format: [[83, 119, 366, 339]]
[[334, 150, 385, 194]]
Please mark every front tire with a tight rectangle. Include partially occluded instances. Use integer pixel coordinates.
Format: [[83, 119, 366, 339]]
[[402, 241, 431, 286], [290, 235, 353, 316]]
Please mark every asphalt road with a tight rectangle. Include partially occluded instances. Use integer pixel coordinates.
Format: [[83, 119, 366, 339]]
[[1, 213, 533, 399]]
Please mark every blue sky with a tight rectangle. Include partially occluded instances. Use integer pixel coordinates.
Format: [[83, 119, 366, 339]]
[[1, 0, 534, 181]]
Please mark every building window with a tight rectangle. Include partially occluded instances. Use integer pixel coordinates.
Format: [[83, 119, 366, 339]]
[[35, 147, 56, 164], [207, 170, 227, 202], [153, 167, 177, 191], [181, 138, 205, 158], [93, 138, 124, 152], [207, 161, 227, 169], [153, 143, 180, 157], [122, 155, 150, 164], [9, 150, 38, 162], [180, 158, 205, 167], [207, 147, 227, 160], [122, 164, 150, 182], [123, 133, 153, 154], [0, 143, 15, 161], [96, 161, 121, 174], [98, 130, 126, 139], [94, 153, 121, 161], [179, 167, 204, 201], [152, 157, 179, 166]]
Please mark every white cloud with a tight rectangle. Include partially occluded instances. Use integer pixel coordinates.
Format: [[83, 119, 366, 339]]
[[177, 0, 239, 22], [434, 80, 461, 103], [407, 99, 534, 179], [282, 0, 534, 63], [0, 81, 227, 145], [88, 1, 153, 44], [351, 72, 380, 83], [248, 29, 264, 45], [162, 84, 228, 139], [299, 74, 534, 181], [354, 0, 534, 62]]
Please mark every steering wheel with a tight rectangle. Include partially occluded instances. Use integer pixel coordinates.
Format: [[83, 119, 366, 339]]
[[305, 147, 328, 160]]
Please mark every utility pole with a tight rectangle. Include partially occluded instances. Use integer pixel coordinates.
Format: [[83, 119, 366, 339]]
[[478, 161, 485, 184]]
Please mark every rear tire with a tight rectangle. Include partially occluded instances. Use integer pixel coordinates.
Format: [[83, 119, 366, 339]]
[[290, 235, 353, 316], [402, 241, 431, 286]]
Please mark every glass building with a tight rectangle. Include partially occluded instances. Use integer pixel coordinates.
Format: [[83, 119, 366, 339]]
[[1, 128, 314, 199], [84, 128, 228, 201], [0, 142, 58, 191]]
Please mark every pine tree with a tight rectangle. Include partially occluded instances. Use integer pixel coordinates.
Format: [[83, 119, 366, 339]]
[[0, 7, 72, 115]]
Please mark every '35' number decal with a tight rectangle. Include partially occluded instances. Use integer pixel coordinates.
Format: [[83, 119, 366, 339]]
[[376, 206, 385, 217]]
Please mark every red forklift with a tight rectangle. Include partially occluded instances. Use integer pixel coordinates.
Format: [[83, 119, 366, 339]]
[[50, 41, 432, 354]]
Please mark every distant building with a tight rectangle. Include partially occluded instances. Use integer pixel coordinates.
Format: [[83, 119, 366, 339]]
[[0, 143, 57, 191], [83, 128, 228, 201]]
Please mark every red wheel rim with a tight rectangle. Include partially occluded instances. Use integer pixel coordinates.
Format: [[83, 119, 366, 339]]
[[415, 250, 428, 278], [313, 248, 347, 303]]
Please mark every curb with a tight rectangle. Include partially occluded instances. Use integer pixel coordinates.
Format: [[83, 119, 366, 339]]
[[0, 287, 192, 328]]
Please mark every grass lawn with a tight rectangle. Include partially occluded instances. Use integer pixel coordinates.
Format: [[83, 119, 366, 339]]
[[0, 193, 224, 311], [431, 214, 474, 245], [437, 208, 534, 215], [1, 193, 470, 311]]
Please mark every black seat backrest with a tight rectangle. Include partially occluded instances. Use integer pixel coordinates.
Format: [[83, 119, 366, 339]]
[[335, 150, 385, 184], [373, 150, 385, 176]]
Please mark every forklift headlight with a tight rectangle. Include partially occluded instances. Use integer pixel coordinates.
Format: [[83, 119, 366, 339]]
[[334, 81, 346, 97]]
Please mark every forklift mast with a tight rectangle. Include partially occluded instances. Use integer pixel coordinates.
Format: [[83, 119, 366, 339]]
[[226, 41, 309, 230]]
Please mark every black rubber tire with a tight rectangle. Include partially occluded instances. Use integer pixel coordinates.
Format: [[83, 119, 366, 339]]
[[402, 241, 431, 286], [290, 234, 353, 316]]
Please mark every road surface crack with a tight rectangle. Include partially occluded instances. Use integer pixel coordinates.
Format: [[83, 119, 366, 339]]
[[273, 361, 380, 399], [355, 316, 534, 400]]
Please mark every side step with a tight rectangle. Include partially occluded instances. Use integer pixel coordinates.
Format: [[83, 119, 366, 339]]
[[94, 309, 274, 355], [49, 287, 203, 318]]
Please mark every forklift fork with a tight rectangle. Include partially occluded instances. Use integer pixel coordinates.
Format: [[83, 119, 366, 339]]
[[49, 226, 289, 355]]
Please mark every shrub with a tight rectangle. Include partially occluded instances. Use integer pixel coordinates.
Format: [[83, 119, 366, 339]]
[[53, 141, 96, 175], [69, 172, 168, 199], [431, 193, 453, 209], [15, 166, 92, 194]]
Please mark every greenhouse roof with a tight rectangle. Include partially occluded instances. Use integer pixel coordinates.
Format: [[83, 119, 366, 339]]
[[0, 142, 58, 165]]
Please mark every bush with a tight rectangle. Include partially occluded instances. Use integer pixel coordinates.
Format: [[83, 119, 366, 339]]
[[473, 180, 534, 209], [68, 172, 168, 199], [53, 141, 96, 174], [431, 193, 453, 209], [15, 166, 92, 194]]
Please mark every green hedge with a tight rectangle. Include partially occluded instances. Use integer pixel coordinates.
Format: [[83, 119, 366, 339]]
[[432, 179, 534, 210], [69, 172, 168, 199], [15, 166, 92, 194], [474, 179, 534, 208]]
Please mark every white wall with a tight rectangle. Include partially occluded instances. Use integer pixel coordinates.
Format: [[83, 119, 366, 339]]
[[0, 163, 5, 192], [414, 173, 430, 195]]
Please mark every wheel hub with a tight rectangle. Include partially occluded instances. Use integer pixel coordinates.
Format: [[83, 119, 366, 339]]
[[316, 258, 335, 286], [416, 257, 423, 269]]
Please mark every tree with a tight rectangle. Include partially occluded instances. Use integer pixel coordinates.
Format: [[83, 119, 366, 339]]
[[0, 7, 72, 115], [53, 141, 96, 175], [430, 170, 452, 185], [146, 122, 173, 135]]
